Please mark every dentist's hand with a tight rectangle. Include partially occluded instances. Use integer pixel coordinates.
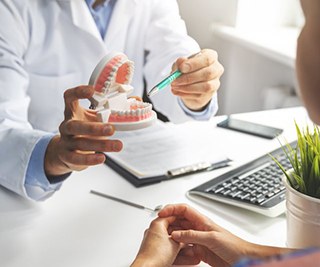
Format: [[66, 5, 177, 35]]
[[44, 85, 123, 178], [171, 49, 224, 111]]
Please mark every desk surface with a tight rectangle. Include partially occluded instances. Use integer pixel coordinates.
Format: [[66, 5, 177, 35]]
[[0, 107, 310, 267]]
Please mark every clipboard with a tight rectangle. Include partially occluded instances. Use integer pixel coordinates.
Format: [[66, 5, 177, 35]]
[[104, 121, 231, 187], [105, 156, 231, 187], [105, 157, 166, 187]]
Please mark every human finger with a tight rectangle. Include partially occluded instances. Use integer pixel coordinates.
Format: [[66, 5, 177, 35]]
[[65, 137, 123, 152], [64, 86, 95, 120], [172, 79, 220, 96], [171, 229, 216, 248], [59, 150, 106, 168], [149, 216, 177, 231], [178, 49, 218, 74], [60, 120, 115, 137], [158, 204, 213, 230], [173, 246, 201, 265], [168, 219, 195, 234], [172, 64, 223, 86]]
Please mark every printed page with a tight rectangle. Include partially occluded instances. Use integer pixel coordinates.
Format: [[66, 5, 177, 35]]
[[109, 121, 228, 179]]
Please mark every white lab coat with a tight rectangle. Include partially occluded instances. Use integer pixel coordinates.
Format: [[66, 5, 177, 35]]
[[0, 0, 205, 198]]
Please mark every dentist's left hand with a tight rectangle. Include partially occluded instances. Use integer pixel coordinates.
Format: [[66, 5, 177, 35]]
[[171, 49, 224, 112], [44, 85, 123, 178]]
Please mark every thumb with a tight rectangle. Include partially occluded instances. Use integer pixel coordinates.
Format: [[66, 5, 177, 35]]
[[171, 230, 214, 247], [64, 86, 94, 119]]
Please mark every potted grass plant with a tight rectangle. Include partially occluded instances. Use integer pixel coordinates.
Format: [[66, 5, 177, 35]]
[[272, 122, 320, 248]]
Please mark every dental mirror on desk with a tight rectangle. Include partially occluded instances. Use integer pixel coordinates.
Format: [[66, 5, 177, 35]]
[[90, 190, 162, 213]]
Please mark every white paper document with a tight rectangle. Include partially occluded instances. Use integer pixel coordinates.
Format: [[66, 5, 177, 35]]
[[109, 121, 229, 179]]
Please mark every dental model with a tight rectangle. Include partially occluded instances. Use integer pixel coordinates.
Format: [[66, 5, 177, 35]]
[[89, 52, 156, 131]]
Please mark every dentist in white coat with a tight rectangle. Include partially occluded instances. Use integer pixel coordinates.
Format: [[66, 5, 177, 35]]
[[0, 0, 224, 200]]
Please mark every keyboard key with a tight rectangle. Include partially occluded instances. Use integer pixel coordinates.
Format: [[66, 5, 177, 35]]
[[230, 191, 241, 198], [267, 192, 275, 198], [241, 193, 250, 200], [256, 197, 266, 204], [214, 187, 224, 193]]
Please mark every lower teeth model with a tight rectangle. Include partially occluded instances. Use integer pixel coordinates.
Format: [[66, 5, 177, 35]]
[[88, 52, 156, 131]]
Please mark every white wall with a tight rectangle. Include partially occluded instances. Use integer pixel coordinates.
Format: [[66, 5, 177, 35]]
[[177, 0, 238, 48], [213, 37, 298, 115], [177, 0, 302, 115]]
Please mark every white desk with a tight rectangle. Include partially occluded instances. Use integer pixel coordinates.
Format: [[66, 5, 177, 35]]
[[0, 107, 310, 267]]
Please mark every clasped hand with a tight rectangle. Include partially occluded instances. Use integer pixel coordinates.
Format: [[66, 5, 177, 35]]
[[131, 204, 286, 267]]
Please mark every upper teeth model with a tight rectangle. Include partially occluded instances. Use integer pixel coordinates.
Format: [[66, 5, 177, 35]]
[[89, 52, 156, 130]]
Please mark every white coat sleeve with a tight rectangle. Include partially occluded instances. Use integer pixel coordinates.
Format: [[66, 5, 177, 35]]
[[143, 0, 218, 123], [0, 1, 54, 199]]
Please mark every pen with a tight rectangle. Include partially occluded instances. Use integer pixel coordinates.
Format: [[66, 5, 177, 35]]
[[167, 158, 232, 177], [90, 190, 162, 212], [147, 51, 202, 97]]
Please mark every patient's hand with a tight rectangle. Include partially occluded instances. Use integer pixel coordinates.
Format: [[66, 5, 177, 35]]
[[159, 204, 291, 266], [131, 216, 182, 267]]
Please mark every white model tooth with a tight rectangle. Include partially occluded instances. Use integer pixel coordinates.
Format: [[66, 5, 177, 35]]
[[111, 110, 116, 115], [124, 110, 129, 116], [112, 66, 117, 72], [137, 109, 141, 116]]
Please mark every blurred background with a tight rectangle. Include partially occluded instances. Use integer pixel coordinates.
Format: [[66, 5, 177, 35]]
[[177, 0, 304, 115]]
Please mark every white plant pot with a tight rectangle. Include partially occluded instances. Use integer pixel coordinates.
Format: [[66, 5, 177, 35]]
[[283, 174, 320, 248]]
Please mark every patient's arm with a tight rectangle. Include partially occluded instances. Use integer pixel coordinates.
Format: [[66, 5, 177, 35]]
[[296, 0, 320, 124]]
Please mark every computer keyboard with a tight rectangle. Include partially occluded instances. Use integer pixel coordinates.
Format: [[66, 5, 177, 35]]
[[187, 141, 296, 217]]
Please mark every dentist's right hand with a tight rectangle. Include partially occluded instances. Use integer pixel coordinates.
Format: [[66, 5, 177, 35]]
[[44, 85, 123, 178]]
